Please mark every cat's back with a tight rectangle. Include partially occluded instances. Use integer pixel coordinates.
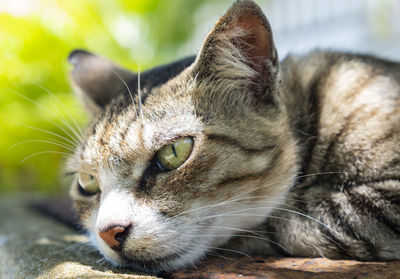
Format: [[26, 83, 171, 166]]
[[281, 51, 400, 185]]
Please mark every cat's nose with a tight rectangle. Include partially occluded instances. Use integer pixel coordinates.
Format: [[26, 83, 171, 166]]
[[99, 225, 131, 248]]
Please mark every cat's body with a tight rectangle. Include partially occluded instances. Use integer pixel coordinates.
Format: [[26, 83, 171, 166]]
[[67, 0, 400, 273], [227, 51, 400, 260]]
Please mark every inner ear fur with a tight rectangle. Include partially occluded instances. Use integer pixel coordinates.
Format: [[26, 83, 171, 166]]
[[194, 0, 278, 97]]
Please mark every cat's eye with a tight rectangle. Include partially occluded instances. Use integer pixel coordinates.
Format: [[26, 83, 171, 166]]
[[77, 173, 100, 196], [156, 137, 193, 171]]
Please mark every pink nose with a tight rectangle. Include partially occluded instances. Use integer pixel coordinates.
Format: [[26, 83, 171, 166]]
[[99, 225, 130, 248]]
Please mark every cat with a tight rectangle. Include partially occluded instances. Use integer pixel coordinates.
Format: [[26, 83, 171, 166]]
[[66, 0, 400, 273]]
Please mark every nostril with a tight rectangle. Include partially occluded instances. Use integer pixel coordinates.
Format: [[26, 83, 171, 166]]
[[115, 232, 124, 243], [114, 226, 130, 244], [99, 224, 132, 249]]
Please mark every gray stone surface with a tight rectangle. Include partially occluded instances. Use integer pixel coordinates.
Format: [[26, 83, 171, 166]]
[[0, 194, 158, 279], [2, 194, 399, 279]]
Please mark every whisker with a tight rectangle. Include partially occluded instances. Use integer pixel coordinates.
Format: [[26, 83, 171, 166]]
[[223, 193, 319, 207], [95, 257, 110, 266], [266, 214, 353, 256], [180, 224, 273, 239], [189, 73, 199, 90], [174, 178, 290, 218], [176, 230, 290, 254], [21, 150, 71, 163], [17, 122, 78, 147], [34, 83, 84, 139], [223, 171, 346, 206], [63, 240, 93, 254], [137, 67, 144, 124], [166, 242, 199, 270], [185, 213, 349, 256], [149, 252, 159, 265], [191, 206, 336, 234], [112, 70, 134, 106], [7, 88, 80, 145], [179, 241, 254, 260], [196, 198, 308, 216], [10, 139, 75, 152], [204, 249, 239, 262], [175, 171, 345, 218]]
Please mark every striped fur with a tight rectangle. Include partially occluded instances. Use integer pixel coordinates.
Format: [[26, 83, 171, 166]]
[[67, 0, 400, 272], [231, 52, 400, 260]]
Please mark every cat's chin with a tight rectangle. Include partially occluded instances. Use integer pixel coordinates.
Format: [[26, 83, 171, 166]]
[[92, 234, 206, 273], [120, 252, 194, 273], [99, 248, 203, 273]]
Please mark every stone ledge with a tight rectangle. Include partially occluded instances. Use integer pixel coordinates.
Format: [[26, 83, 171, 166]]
[[2, 194, 399, 279], [170, 256, 400, 279], [0, 194, 156, 279]]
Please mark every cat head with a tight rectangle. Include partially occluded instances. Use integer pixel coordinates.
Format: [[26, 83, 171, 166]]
[[67, 0, 298, 272]]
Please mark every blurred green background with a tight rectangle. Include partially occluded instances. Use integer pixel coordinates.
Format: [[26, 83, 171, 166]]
[[0, 0, 232, 194], [0, 0, 398, 195]]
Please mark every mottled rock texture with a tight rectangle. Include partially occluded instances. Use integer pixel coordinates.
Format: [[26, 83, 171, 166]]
[[1, 194, 399, 279], [170, 256, 400, 279], [0, 195, 156, 279]]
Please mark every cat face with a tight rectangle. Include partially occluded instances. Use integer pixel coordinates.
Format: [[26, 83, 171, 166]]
[[68, 0, 298, 272]]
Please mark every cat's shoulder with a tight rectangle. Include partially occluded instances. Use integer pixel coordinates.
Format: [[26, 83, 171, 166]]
[[282, 50, 400, 77], [281, 50, 400, 92]]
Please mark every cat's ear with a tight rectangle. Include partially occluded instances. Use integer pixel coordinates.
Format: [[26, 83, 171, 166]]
[[194, 0, 278, 102], [68, 49, 136, 116]]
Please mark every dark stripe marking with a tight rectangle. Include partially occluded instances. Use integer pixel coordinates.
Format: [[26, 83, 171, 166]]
[[297, 67, 328, 184], [206, 133, 275, 153], [325, 196, 375, 258], [322, 105, 367, 171], [214, 148, 283, 188], [263, 223, 292, 257], [346, 187, 400, 235]]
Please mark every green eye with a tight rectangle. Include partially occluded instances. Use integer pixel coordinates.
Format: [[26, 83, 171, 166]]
[[156, 137, 193, 171], [78, 173, 99, 196]]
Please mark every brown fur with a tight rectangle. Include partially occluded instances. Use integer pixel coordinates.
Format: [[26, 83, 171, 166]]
[[67, 0, 400, 272]]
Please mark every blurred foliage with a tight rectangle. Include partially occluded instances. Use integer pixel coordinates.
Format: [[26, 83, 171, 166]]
[[0, 0, 395, 194], [0, 0, 222, 194]]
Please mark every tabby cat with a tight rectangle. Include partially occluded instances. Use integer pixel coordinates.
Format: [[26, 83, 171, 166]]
[[67, 0, 400, 273]]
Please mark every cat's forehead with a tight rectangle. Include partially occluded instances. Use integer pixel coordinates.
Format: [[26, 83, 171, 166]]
[[79, 81, 202, 167]]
